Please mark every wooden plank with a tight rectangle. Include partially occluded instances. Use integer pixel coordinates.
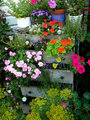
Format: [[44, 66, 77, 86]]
[[21, 86, 46, 98]]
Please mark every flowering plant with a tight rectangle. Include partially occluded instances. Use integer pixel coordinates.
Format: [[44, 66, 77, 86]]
[[26, 88, 74, 120], [4, 50, 45, 86], [66, 0, 86, 15], [46, 37, 74, 59], [31, 9, 49, 23], [69, 54, 90, 74], [29, 19, 64, 37]]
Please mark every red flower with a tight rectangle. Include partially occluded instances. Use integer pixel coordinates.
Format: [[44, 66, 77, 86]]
[[57, 47, 64, 52], [50, 28, 54, 33], [58, 22, 63, 27], [49, 21, 54, 26], [43, 23, 47, 28], [53, 20, 58, 24], [43, 31, 48, 36], [80, 57, 85, 62], [40, 36, 43, 40], [43, 19, 48, 22]]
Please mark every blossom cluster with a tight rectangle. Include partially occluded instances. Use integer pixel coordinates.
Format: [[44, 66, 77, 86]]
[[71, 54, 90, 74], [4, 50, 45, 80]]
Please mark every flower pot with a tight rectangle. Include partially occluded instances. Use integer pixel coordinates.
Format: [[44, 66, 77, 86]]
[[50, 9, 66, 25], [17, 17, 31, 28], [68, 14, 83, 24]]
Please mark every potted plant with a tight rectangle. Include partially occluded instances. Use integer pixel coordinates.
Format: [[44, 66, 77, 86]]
[[66, 0, 86, 23], [3, 0, 34, 28], [45, 0, 67, 24]]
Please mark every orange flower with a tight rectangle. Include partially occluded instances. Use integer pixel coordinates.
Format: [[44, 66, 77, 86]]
[[43, 23, 47, 28], [49, 21, 54, 26], [46, 43, 49, 46], [50, 39, 55, 44], [57, 47, 65, 52], [50, 39, 57, 44], [58, 37, 60, 40], [43, 31, 48, 36], [67, 39, 72, 45], [58, 22, 63, 27], [50, 28, 54, 33], [61, 39, 67, 47]]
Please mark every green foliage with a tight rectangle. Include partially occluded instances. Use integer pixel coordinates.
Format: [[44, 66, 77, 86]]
[[3, 0, 34, 18], [65, 15, 86, 42], [83, 92, 90, 100]]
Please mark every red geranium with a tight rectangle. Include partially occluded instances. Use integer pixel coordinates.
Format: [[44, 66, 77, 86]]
[[50, 28, 54, 33], [53, 20, 58, 24], [58, 22, 63, 27], [49, 21, 54, 26], [43, 31, 48, 36], [43, 19, 48, 22], [43, 23, 47, 28]]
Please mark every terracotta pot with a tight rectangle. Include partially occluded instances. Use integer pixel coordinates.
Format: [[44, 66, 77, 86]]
[[50, 9, 65, 15]]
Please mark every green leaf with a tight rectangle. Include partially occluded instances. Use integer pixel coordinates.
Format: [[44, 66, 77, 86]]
[[81, 114, 90, 120], [47, 44, 53, 50], [46, 50, 52, 57], [83, 103, 90, 110], [83, 92, 90, 100], [73, 92, 78, 98], [56, 57, 61, 62], [75, 109, 82, 116], [52, 49, 57, 56], [74, 99, 82, 108]]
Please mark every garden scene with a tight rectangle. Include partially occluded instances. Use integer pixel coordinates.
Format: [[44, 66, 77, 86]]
[[0, 0, 90, 119]]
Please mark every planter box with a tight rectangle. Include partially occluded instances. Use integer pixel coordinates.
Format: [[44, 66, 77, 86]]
[[43, 51, 74, 64], [21, 69, 74, 97]]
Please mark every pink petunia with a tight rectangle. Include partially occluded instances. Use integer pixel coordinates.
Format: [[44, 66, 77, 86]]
[[31, 0, 37, 4], [36, 55, 42, 60], [31, 74, 38, 79], [5, 60, 10, 65], [80, 57, 85, 62], [26, 51, 30, 56], [71, 54, 79, 61], [88, 59, 90, 66], [61, 103, 67, 108], [38, 62, 44, 67], [32, 51, 36, 55], [34, 68, 41, 75], [37, 51, 42, 55], [72, 61, 81, 68], [77, 65, 85, 74], [5, 77, 8, 80], [22, 74, 27, 78], [9, 51, 16, 57], [48, 0, 57, 8]]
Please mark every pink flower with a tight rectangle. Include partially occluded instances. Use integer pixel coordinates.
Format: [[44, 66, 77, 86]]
[[9, 36, 13, 40], [22, 67, 28, 72], [9, 51, 16, 56], [6, 82, 9, 85], [37, 51, 42, 55], [26, 51, 30, 55], [22, 74, 27, 78], [48, 0, 57, 8], [5, 60, 10, 65], [31, 0, 37, 4], [80, 57, 85, 62], [72, 61, 81, 68], [25, 41, 29, 45], [61, 103, 67, 108], [77, 65, 85, 74], [27, 54, 32, 59], [31, 74, 38, 79], [34, 68, 41, 75], [5, 77, 8, 80], [38, 62, 44, 67], [9, 78, 12, 81], [27, 59, 29, 62], [88, 59, 90, 66], [71, 54, 79, 61], [36, 55, 42, 60], [32, 51, 36, 55]]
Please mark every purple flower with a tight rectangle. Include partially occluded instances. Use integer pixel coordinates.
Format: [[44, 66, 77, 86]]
[[48, 0, 57, 9], [68, 8, 73, 11]]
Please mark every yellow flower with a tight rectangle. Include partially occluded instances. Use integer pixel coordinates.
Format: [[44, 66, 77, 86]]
[[46, 88, 59, 98]]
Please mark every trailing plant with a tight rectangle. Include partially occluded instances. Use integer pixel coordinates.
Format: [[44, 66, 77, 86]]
[[3, 49, 45, 86]]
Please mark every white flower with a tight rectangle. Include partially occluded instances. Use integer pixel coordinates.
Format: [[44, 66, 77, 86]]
[[5, 47, 8, 50], [48, 28, 50, 31], [22, 97, 27, 102], [25, 41, 29, 45], [7, 90, 11, 93], [38, 28, 40, 32], [57, 30, 62, 34]]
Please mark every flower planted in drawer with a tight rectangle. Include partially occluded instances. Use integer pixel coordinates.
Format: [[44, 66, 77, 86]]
[[45, 37, 74, 63], [4, 50, 45, 86]]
